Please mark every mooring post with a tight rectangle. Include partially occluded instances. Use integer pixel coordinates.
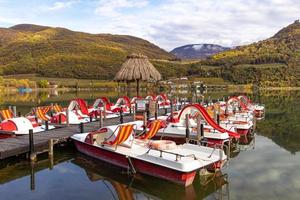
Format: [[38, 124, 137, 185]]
[[170, 100, 173, 121], [146, 102, 150, 121], [29, 129, 36, 162], [13, 106, 17, 117], [200, 123, 204, 138], [58, 114, 62, 124], [143, 112, 147, 131], [103, 103, 107, 120], [196, 115, 202, 142], [48, 139, 53, 157], [79, 122, 84, 133], [45, 120, 49, 131], [133, 104, 136, 121], [185, 114, 190, 143], [66, 109, 69, 126], [18, 111, 22, 117], [119, 109, 124, 124], [30, 162, 35, 191], [99, 110, 103, 128], [48, 139, 54, 170]]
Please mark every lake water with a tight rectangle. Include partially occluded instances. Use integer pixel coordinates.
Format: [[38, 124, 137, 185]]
[[0, 89, 299, 200]]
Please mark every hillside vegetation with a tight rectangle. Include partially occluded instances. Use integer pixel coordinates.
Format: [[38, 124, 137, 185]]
[[0, 24, 175, 79], [1, 21, 300, 87], [155, 20, 300, 87]]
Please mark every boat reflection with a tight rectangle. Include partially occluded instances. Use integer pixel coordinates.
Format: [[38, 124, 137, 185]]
[[72, 154, 229, 200]]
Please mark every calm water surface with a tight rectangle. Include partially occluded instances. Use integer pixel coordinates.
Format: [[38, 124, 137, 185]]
[[0, 89, 299, 200]]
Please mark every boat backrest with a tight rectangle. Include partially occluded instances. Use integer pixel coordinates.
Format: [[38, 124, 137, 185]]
[[53, 104, 63, 113], [104, 124, 134, 146], [139, 120, 161, 140], [0, 109, 14, 120], [35, 107, 50, 121]]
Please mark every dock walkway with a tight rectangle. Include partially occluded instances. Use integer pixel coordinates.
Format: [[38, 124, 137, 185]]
[[0, 114, 136, 159]]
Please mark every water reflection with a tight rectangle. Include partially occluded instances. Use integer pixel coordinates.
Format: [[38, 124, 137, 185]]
[[0, 148, 229, 200], [0, 89, 300, 199], [255, 90, 300, 153], [72, 154, 229, 200]]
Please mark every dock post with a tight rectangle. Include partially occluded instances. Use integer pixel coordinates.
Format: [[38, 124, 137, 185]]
[[143, 112, 147, 131], [170, 100, 173, 121], [99, 110, 103, 128], [79, 122, 84, 133], [185, 114, 190, 143], [146, 103, 150, 121], [29, 129, 36, 162], [103, 103, 107, 120], [13, 106, 17, 117], [200, 123, 204, 138], [48, 139, 54, 169], [66, 109, 69, 126], [58, 114, 62, 124], [196, 115, 202, 143], [18, 111, 22, 117], [30, 162, 35, 191], [45, 120, 49, 130], [133, 103, 136, 121], [119, 109, 123, 124]]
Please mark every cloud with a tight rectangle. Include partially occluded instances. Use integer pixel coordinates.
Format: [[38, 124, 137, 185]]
[[91, 0, 300, 50], [44, 1, 78, 11], [95, 0, 149, 17], [0, 0, 299, 50]]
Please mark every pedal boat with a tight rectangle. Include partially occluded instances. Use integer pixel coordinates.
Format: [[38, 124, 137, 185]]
[[71, 121, 226, 186]]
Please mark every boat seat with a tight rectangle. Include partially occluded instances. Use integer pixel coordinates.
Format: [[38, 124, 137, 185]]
[[137, 120, 161, 140], [95, 133, 106, 145], [102, 124, 135, 150]]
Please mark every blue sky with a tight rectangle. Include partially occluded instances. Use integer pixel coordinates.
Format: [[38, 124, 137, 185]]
[[0, 0, 299, 50]]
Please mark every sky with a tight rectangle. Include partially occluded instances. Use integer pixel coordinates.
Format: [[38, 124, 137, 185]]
[[0, 0, 299, 51]]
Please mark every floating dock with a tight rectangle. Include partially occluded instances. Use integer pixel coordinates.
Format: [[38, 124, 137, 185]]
[[0, 114, 137, 160]]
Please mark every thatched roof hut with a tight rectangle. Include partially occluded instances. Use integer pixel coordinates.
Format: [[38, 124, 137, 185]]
[[114, 53, 162, 95]]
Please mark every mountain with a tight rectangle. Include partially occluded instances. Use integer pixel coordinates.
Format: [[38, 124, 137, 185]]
[[208, 20, 300, 66], [0, 24, 175, 79], [200, 20, 300, 86], [170, 44, 230, 59]]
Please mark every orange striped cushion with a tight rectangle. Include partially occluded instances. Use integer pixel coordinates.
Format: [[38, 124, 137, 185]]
[[36, 107, 50, 121], [53, 104, 63, 113], [141, 120, 161, 140], [107, 124, 134, 146], [0, 109, 14, 120]]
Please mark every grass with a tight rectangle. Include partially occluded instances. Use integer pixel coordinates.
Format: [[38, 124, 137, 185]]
[[3, 74, 120, 88]]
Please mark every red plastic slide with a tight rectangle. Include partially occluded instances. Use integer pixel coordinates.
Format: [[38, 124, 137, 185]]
[[76, 98, 89, 115], [178, 104, 240, 139]]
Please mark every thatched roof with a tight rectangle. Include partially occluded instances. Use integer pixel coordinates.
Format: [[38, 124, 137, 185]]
[[114, 53, 162, 82]]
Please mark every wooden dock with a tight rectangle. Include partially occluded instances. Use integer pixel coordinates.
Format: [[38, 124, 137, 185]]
[[0, 114, 136, 160]]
